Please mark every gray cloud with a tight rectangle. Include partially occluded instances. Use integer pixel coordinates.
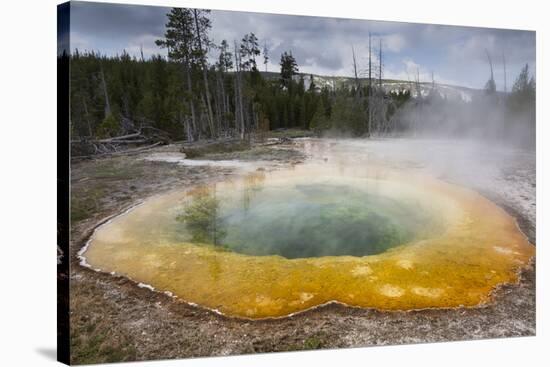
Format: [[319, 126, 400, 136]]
[[69, 1, 535, 90], [71, 1, 166, 39]]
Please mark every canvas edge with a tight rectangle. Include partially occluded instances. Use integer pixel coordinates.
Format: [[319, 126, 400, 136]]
[[57, 1, 71, 365]]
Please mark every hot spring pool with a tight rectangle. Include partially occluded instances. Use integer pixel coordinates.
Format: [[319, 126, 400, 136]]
[[178, 177, 446, 259], [81, 162, 534, 319]]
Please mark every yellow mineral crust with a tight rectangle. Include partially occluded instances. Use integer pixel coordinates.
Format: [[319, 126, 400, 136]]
[[83, 168, 535, 319]]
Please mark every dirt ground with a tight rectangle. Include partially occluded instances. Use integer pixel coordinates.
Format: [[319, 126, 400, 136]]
[[66, 138, 535, 365]]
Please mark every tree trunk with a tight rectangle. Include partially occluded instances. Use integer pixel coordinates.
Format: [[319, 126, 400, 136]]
[[368, 33, 372, 89], [82, 96, 93, 137], [219, 70, 228, 133], [193, 9, 216, 138], [180, 110, 192, 143], [379, 37, 382, 88], [215, 71, 223, 135], [99, 64, 111, 118], [234, 41, 245, 139], [485, 49, 494, 83], [184, 60, 196, 141], [502, 52, 507, 94], [351, 46, 360, 98], [367, 32, 372, 134]]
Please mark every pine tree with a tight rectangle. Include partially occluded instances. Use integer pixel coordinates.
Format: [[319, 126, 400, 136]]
[[279, 51, 298, 89], [155, 8, 198, 140], [310, 97, 329, 133], [239, 33, 261, 71], [508, 63, 536, 114]]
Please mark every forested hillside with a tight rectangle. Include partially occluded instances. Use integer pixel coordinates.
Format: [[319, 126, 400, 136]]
[[68, 7, 536, 149]]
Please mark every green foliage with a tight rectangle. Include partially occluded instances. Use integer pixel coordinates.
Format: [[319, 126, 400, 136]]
[[509, 64, 536, 111], [303, 335, 324, 350], [279, 51, 299, 88], [70, 6, 534, 143], [310, 97, 330, 133], [329, 94, 366, 136], [216, 39, 233, 71], [177, 190, 226, 245], [68, 7, 419, 141], [71, 190, 102, 222], [240, 33, 261, 71], [512, 64, 535, 94], [71, 323, 136, 364], [96, 113, 120, 138], [155, 8, 195, 63], [505, 63, 536, 137]]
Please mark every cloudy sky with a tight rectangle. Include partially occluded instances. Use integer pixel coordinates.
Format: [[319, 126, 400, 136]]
[[69, 1, 535, 90]]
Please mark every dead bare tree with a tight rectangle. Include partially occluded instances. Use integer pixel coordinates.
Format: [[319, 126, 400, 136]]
[[81, 95, 93, 137], [215, 40, 233, 137], [263, 41, 269, 73], [502, 51, 507, 93], [485, 49, 496, 93], [378, 37, 382, 88], [234, 40, 245, 139], [99, 63, 111, 118], [366, 36, 391, 135], [367, 32, 373, 135], [71, 124, 172, 159], [351, 45, 361, 96], [486, 49, 494, 81], [408, 68, 422, 135], [213, 71, 222, 134], [368, 33, 372, 89], [184, 60, 197, 141], [415, 68, 422, 97], [193, 9, 216, 138]]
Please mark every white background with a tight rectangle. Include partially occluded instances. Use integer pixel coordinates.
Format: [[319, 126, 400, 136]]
[[0, 0, 547, 365]]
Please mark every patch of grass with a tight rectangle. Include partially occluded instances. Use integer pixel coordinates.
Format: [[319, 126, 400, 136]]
[[88, 160, 144, 181], [206, 146, 304, 162], [70, 158, 148, 222], [303, 335, 325, 350], [71, 326, 137, 364], [71, 187, 105, 222], [181, 140, 251, 158], [265, 129, 314, 139], [116, 194, 133, 202], [281, 334, 328, 352]]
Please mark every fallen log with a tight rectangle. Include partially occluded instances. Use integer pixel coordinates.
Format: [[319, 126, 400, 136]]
[[72, 141, 163, 160], [98, 139, 151, 144], [96, 131, 142, 143]]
